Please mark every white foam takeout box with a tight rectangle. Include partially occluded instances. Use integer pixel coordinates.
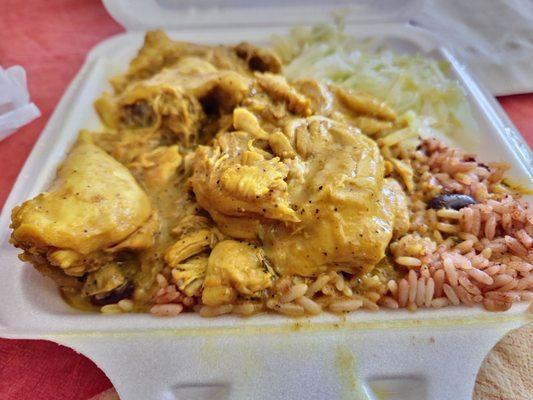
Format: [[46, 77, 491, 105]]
[[0, 1, 532, 399]]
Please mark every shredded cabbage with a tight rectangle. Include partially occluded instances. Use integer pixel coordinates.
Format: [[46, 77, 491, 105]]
[[272, 24, 477, 145]]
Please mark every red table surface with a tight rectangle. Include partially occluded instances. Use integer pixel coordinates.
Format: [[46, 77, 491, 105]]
[[0, 1, 532, 399]]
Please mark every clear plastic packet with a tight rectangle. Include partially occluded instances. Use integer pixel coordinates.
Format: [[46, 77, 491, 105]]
[[0, 65, 41, 141]]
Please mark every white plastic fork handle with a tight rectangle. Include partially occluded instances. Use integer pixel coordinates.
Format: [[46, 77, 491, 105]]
[[55, 321, 523, 400]]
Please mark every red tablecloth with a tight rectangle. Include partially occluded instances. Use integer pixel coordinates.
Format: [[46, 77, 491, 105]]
[[0, 1, 532, 399]]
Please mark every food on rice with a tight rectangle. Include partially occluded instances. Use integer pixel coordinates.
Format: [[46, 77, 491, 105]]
[[9, 30, 532, 317]]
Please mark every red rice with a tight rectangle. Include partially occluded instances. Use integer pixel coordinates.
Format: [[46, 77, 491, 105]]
[[431, 297, 450, 308], [398, 279, 409, 307], [280, 283, 308, 303], [295, 296, 322, 315], [415, 277, 426, 306], [443, 284, 460, 305], [151, 304, 184, 317], [329, 298, 363, 313], [408, 270, 418, 304], [424, 278, 435, 307]]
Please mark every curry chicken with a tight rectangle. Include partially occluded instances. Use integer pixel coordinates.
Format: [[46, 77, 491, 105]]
[[10, 31, 412, 313]]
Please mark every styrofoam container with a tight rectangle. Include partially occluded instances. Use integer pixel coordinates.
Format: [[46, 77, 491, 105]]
[[0, 1, 532, 399]]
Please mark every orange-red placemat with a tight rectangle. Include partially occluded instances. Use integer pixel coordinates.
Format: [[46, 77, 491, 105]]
[[0, 1, 531, 399]]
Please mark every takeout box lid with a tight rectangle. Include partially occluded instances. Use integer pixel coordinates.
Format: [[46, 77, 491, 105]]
[[102, 0, 424, 31]]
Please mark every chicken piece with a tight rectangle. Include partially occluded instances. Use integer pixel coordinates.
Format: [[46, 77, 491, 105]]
[[268, 130, 296, 159], [96, 64, 253, 147], [95, 83, 205, 147], [110, 30, 181, 93], [306, 119, 384, 203], [81, 263, 125, 297], [291, 81, 396, 136], [232, 108, 269, 140], [45, 248, 114, 278], [271, 151, 407, 276], [390, 158, 415, 193], [11, 136, 152, 256], [171, 255, 208, 297], [94, 128, 162, 165], [142, 61, 251, 111], [31, 260, 84, 289], [171, 214, 213, 237], [192, 115, 409, 277], [352, 116, 394, 136], [220, 159, 287, 201], [190, 131, 299, 239], [107, 213, 159, 253], [202, 240, 273, 306], [47, 249, 82, 270], [201, 211, 262, 241], [262, 117, 395, 276], [94, 93, 120, 128], [391, 233, 437, 258], [110, 31, 251, 93], [293, 122, 314, 158], [185, 71, 252, 113], [255, 72, 312, 116], [172, 56, 218, 76], [234, 42, 282, 73], [165, 229, 215, 267], [241, 92, 290, 125], [10, 135, 155, 288], [114, 83, 205, 147], [335, 87, 397, 121], [381, 178, 410, 239], [292, 79, 334, 115], [129, 146, 183, 187], [120, 100, 156, 128]]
